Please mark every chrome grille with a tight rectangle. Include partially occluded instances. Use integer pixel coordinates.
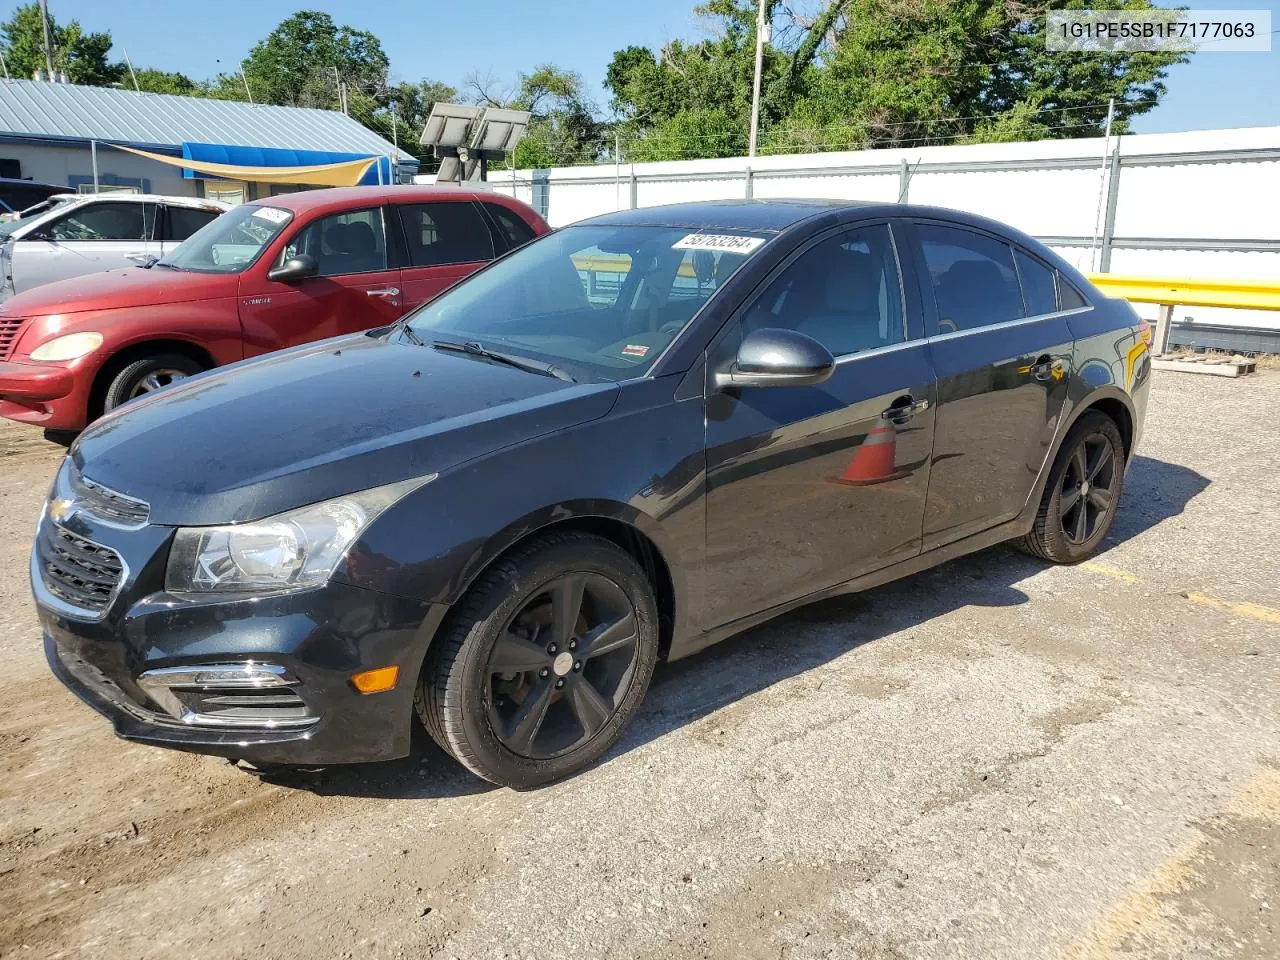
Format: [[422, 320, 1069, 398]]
[[39, 525, 125, 615], [71, 470, 150, 527], [0, 316, 23, 360]]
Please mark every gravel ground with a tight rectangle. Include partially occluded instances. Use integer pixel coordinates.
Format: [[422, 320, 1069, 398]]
[[0, 370, 1277, 960]]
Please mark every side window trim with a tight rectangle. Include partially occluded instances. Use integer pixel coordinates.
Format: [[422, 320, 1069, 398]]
[[474, 200, 512, 255], [385, 203, 410, 269]]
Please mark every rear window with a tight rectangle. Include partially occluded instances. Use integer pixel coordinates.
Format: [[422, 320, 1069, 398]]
[[396, 202, 494, 267]]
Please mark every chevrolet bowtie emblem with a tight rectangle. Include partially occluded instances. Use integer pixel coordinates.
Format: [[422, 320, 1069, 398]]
[[48, 498, 75, 523]]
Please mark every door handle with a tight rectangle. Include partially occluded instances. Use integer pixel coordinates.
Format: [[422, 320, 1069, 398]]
[[881, 396, 929, 425], [366, 287, 401, 298], [1027, 355, 1060, 382]]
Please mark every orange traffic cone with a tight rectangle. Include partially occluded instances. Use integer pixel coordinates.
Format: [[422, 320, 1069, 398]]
[[826, 418, 908, 486]]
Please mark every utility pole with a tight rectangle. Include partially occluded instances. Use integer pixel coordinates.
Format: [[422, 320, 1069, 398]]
[[1089, 98, 1116, 272], [122, 50, 139, 92], [390, 101, 399, 184], [39, 0, 54, 78], [747, 0, 769, 157], [240, 66, 254, 104]]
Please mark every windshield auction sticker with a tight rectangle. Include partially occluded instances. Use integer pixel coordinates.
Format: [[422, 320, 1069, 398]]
[[252, 207, 291, 224], [673, 233, 767, 254], [1047, 9, 1271, 52]]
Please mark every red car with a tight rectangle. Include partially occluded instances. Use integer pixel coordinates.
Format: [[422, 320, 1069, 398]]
[[0, 185, 548, 434]]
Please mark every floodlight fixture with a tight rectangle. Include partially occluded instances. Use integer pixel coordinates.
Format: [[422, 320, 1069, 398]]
[[420, 102, 482, 151]]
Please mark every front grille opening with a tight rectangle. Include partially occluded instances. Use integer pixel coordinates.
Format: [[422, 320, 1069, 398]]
[[40, 526, 124, 614], [0, 316, 23, 361]]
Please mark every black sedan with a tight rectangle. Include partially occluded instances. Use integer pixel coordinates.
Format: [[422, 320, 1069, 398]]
[[34, 200, 1150, 787]]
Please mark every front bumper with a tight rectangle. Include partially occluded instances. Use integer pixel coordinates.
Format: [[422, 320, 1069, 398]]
[[0, 358, 86, 428], [35, 505, 446, 765]]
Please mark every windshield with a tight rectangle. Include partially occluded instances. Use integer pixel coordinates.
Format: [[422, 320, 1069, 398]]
[[405, 224, 767, 382], [0, 200, 60, 237], [158, 203, 292, 274]]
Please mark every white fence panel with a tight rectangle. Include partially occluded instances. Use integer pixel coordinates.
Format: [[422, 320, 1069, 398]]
[[752, 171, 898, 202], [908, 167, 1104, 239], [1113, 160, 1280, 240]]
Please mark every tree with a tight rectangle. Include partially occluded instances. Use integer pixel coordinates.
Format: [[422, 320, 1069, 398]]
[[607, 0, 1185, 159], [468, 64, 605, 168], [129, 68, 201, 96], [215, 11, 390, 110], [0, 2, 121, 85]]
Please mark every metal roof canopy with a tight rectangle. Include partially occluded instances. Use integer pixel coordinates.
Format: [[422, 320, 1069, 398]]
[[0, 79, 408, 164], [422, 102, 530, 183]]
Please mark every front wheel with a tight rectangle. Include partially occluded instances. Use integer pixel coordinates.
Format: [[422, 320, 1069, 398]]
[[102, 353, 205, 413], [1017, 410, 1126, 563], [417, 531, 660, 788]]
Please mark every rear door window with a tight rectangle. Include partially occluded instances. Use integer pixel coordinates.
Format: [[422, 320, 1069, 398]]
[[396, 202, 494, 266], [482, 202, 537, 251], [917, 223, 1024, 333], [1014, 249, 1058, 317]]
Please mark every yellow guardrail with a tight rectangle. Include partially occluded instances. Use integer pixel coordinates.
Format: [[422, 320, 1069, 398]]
[[1086, 274, 1280, 312]]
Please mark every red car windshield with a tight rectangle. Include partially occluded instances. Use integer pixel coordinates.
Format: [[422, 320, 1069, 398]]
[[158, 204, 293, 274]]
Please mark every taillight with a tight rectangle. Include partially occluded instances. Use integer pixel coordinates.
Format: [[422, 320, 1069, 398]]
[[1137, 317, 1153, 347]]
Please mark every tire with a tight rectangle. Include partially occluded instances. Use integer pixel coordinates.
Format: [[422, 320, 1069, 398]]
[[42, 429, 79, 447], [417, 531, 660, 788], [101, 353, 205, 413], [1017, 410, 1126, 563]]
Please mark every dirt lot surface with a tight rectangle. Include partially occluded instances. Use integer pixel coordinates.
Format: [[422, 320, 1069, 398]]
[[1, 371, 1278, 960]]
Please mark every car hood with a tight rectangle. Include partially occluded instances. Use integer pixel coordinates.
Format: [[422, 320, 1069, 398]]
[[2, 265, 236, 316], [71, 332, 619, 526]]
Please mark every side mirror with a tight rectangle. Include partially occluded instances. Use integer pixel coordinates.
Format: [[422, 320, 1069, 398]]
[[714, 327, 836, 390], [267, 253, 319, 283]]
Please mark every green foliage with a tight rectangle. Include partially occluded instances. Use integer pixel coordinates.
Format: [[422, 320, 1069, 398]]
[[215, 10, 389, 109], [129, 68, 201, 96], [476, 64, 605, 168], [0, 2, 121, 85], [609, 0, 1186, 159]]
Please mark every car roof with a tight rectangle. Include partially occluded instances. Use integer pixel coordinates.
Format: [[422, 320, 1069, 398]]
[[251, 185, 511, 214], [54, 193, 229, 210], [581, 199, 873, 233]]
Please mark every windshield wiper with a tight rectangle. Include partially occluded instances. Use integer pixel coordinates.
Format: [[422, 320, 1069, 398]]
[[431, 339, 576, 382], [399, 322, 425, 346]]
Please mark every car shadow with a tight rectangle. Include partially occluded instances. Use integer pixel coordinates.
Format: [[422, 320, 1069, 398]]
[[261, 454, 1207, 799]]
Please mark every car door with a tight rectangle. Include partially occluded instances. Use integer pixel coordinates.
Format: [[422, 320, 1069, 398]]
[[904, 220, 1075, 549], [237, 205, 404, 356], [702, 222, 936, 628], [9, 200, 158, 292], [162, 204, 222, 257], [392, 200, 496, 311]]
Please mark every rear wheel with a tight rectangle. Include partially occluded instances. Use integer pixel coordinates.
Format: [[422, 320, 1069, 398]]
[[102, 353, 205, 413], [1017, 410, 1125, 563], [417, 531, 659, 788]]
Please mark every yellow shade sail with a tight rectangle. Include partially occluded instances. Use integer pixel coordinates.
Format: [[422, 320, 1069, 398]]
[[112, 144, 379, 187]]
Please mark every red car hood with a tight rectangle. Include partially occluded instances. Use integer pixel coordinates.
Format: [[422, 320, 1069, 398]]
[[2, 266, 238, 316]]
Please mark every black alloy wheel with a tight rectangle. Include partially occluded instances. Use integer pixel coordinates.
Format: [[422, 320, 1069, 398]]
[[1058, 430, 1118, 546], [418, 531, 660, 788], [487, 572, 640, 759], [1017, 410, 1126, 564]]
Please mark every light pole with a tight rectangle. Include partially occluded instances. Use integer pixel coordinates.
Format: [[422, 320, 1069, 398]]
[[747, 0, 769, 157]]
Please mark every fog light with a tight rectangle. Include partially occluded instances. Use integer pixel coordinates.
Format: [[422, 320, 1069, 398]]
[[351, 665, 399, 694]]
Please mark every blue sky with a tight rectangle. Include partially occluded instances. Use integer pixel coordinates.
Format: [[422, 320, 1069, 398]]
[[29, 0, 1280, 135]]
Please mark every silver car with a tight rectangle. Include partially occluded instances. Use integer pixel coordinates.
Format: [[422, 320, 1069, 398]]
[[0, 193, 228, 299]]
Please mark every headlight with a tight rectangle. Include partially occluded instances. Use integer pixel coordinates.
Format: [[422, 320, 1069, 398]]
[[29, 331, 103, 361], [165, 476, 433, 595]]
